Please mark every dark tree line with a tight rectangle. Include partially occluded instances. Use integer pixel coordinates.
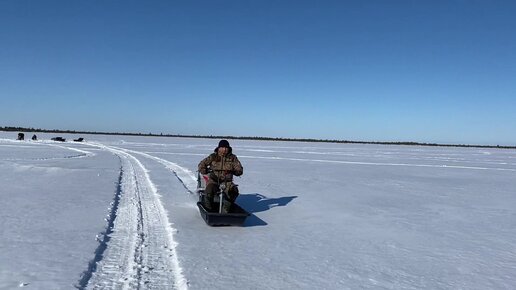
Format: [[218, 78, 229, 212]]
[[1, 126, 514, 149]]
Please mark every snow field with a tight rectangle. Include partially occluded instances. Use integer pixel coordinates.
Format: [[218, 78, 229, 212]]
[[1, 133, 516, 289]]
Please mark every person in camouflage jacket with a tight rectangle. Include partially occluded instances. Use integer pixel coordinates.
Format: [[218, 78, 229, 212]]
[[198, 139, 243, 212]]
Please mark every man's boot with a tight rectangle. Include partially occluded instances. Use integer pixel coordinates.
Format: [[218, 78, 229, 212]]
[[222, 199, 232, 213], [203, 183, 218, 212], [203, 194, 213, 211]]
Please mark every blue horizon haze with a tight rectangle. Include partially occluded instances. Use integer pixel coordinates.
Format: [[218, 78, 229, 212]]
[[1, 1, 515, 145]]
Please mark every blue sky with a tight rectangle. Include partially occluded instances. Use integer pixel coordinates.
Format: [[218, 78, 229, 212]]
[[1, 1, 515, 145]]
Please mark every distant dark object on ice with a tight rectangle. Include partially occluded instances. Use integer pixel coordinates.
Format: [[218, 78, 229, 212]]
[[73, 137, 84, 142], [32, 134, 37, 141], [51, 137, 66, 142], [17, 133, 24, 140]]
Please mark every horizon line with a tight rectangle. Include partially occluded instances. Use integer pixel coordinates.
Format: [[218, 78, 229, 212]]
[[1, 126, 515, 150]]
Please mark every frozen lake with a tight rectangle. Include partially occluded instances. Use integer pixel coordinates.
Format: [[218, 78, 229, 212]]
[[1, 131, 515, 289]]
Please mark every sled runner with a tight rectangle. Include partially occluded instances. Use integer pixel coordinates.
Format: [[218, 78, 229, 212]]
[[196, 172, 249, 226]]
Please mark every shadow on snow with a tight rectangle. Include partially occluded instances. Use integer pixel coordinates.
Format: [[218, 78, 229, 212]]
[[236, 193, 297, 227]]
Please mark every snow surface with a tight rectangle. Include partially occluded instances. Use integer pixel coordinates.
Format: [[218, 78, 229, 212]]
[[1, 132, 516, 289]]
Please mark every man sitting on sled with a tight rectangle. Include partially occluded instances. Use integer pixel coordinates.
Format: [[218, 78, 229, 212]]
[[198, 140, 243, 213]]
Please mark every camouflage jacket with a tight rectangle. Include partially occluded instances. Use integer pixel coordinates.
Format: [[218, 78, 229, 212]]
[[198, 152, 243, 183]]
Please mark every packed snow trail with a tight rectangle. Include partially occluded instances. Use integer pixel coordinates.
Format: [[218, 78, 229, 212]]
[[0, 139, 95, 160], [115, 147, 198, 194], [81, 143, 188, 290]]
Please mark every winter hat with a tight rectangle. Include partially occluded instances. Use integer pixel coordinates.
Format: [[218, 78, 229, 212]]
[[218, 139, 230, 148]]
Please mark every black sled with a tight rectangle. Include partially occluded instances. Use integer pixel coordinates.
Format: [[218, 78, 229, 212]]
[[196, 172, 249, 226], [196, 202, 249, 226]]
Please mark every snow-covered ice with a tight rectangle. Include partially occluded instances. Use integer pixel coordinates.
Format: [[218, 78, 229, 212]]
[[1, 132, 515, 289]]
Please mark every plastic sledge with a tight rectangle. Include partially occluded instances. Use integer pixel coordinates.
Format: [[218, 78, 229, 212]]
[[197, 202, 249, 226], [196, 172, 249, 226]]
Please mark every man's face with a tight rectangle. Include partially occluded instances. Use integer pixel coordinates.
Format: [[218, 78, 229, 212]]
[[218, 147, 228, 156]]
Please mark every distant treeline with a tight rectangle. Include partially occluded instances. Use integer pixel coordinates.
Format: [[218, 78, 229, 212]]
[[2, 126, 515, 149]]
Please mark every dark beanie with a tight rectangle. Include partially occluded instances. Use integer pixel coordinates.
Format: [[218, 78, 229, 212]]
[[218, 139, 230, 148]]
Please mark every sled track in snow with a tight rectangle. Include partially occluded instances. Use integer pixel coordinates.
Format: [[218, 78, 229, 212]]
[[79, 143, 188, 290], [0, 140, 95, 161], [117, 148, 198, 195], [77, 160, 124, 289]]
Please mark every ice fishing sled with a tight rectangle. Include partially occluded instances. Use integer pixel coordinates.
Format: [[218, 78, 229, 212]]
[[196, 172, 249, 226], [196, 202, 249, 226]]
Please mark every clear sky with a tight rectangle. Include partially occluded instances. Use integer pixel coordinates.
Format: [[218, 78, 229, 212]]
[[1, 1, 515, 145]]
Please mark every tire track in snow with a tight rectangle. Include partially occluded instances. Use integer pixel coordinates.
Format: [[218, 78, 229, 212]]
[[0, 139, 95, 161], [45, 142, 95, 157], [77, 161, 124, 289], [237, 155, 516, 172], [115, 148, 198, 194], [140, 151, 516, 171], [80, 143, 188, 290]]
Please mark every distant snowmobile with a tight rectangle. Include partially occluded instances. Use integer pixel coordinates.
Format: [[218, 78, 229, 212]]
[[196, 171, 249, 226]]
